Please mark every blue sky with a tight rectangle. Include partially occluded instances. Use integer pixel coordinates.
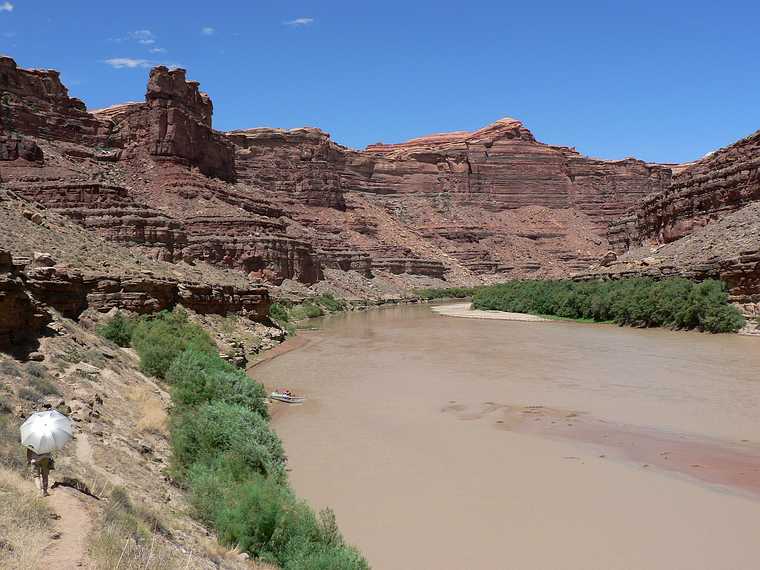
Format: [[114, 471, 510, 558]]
[[1, 0, 758, 163]]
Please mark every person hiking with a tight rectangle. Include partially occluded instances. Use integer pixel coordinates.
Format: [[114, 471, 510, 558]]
[[27, 448, 53, 496], [20, 410, 73, 497]]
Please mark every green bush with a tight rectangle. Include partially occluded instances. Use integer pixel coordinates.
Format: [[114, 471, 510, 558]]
[[170, 401, 285, 480], [471, 278, 745, 333], [131, 308, 216, 378], [269, 303, 290, 324], [208, 475, 368, 569], [314, 294, 346, 313], [97, 311, 135, 347], [126, 306, 367, 569], [166, 349, 269, 419], [289, 302, 323, 321]]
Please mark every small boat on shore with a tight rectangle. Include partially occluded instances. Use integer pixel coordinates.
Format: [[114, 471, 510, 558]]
[[270, 390, 305, 404]]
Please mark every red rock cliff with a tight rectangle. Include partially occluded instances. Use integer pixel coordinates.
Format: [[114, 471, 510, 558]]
[[608, 129, 760, 251]]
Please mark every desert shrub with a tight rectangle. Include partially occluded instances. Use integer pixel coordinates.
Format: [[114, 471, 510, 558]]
[[269, 303, 290, 324], [282, 544, 370, 570], [27, 377, 60, 397], [24, 365, 60, 397], [314, 294, 345, 313], [24, 363, 46, 379], [0, 359, 20, 377], [129, 306, 367, 568], [170, 401, 285, 480], [288, 302, 323, 321], [59, 346, 85, 364], [472, 278, 745, 333], [166, 349, 268, 419], [0, 416, 25, 471], [210, 475, 367, 569], [97, 311, 135, 347], [131, 308, 216, 378]]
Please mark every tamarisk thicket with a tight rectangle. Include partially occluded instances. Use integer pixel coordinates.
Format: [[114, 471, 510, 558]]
[[471, 278, 745, 333]]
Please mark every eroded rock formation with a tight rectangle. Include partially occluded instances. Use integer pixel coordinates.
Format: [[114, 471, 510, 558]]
[[0, 249, 51, 348], [0, 55, 684, 292], [93, 67, 235, 180], [597, 129, 760, 315], [609, 129, 760, 252]]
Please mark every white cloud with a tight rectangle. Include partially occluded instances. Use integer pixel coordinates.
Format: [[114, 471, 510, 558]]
[[201, 26, 215, 36], [0, 2, 14, 12], [104, 57, 151, 69], [130, 29, 156, 45], [149, 47, 167, 54], [284, 17, 314, 26]]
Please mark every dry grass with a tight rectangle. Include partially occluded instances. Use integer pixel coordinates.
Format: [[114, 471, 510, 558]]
[[0, 468, 54, 570], [90, 486, 182, 569], [200, 539, 277, 569], [129, 387, 168, 436], [90, 521, 188, 570]]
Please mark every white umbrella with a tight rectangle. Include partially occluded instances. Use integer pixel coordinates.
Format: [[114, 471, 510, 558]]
[[20, 410, 73, 454]]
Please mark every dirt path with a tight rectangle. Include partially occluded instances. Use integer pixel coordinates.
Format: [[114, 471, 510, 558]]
[[41, 486, 94, 569]]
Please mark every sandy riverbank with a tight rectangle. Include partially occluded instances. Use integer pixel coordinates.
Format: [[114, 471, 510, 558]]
[[431, 301, 550, 321]]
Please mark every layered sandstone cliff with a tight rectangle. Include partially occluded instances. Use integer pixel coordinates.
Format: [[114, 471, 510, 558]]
[[1, 55, 681, 293], [92, 66, 235, 179], [594, 128, 760, 315], [608, 129, 760, 251]]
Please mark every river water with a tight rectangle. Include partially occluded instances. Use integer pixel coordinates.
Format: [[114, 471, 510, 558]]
[[254, 304, 760, 569]]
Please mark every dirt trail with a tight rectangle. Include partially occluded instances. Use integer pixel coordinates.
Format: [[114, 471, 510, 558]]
[[41, 486, 94, 569]]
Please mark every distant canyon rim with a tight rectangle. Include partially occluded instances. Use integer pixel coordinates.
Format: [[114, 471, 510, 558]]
[[1, 53, 759, 351]]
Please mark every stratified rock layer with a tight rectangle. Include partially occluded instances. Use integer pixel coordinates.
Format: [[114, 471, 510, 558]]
[[609, 129, 760, 251], [595, 130, 760, 315], [93, 67, 235, 180], [1, 55, 679, 290]]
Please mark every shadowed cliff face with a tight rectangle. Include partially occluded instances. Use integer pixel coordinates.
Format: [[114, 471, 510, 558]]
[[609, 129, 760, 251], [1, 56, 676, 288], [591, 130, 760, 316]]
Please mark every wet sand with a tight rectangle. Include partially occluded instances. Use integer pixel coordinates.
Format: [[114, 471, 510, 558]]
[[255, 305, 760, 569]]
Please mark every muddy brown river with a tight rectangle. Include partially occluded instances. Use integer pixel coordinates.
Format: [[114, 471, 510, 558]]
[[254, 304, 760, 569]]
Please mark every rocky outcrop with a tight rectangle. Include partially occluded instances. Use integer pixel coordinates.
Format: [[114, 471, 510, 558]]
[[0, 134, 43, 162], [362, 119, 671, 229], [0, 249, 51, 349], [0, 56, 106, 145], [9, 182, 188, 261], [228, 127, 347, 209], [590, 201, 760, 316], [183, 234, 322, 285], [608, 129, 760, 251], [372, 258, 446, 278], [93, 67, 235, 180], [6, 255, 271, 324], [0, 56, 684, 286]]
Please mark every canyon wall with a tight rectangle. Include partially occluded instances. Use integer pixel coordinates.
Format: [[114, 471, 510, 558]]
[[599, 129, 760, 315], [1, 55, 677, 292], [608, 129, 760, 252]]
